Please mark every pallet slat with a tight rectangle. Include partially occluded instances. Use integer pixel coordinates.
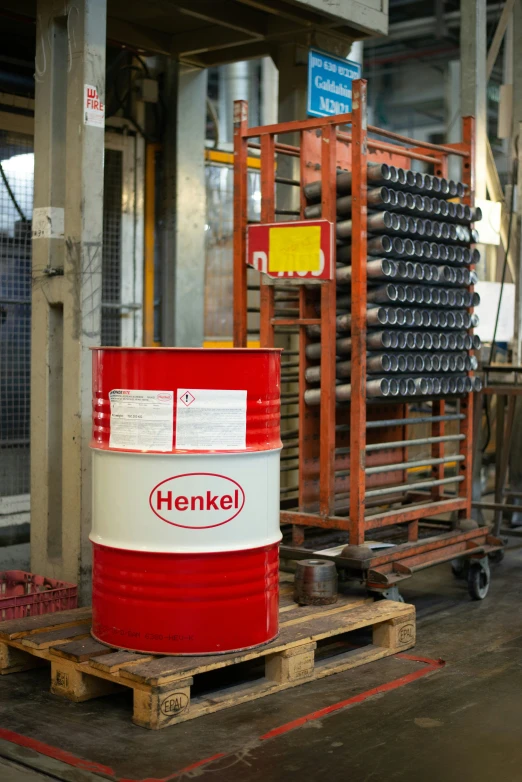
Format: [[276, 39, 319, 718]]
[[49, 638, 113, 663], [20, 624, 91, 650], [279, 597, 373, 627], [0, 608, 92, 641], [89, 651, 155, 674]]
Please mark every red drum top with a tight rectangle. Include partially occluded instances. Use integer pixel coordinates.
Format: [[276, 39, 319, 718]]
[[91, 348, 282, 453]]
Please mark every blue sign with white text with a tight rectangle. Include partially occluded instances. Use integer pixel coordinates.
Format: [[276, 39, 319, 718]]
[[307, 49, 361, 118]]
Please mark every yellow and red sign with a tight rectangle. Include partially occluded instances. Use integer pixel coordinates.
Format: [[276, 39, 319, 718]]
[[247, 220, 334, 280]]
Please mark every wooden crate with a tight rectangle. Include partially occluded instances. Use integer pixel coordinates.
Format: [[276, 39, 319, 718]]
[[0, 588, 415, 730]]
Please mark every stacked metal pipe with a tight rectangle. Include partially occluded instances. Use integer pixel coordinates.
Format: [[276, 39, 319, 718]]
[[303, 163, 482, 403]]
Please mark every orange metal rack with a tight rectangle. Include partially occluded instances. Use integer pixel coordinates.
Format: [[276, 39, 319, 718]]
[[233, 80, 502, 598]]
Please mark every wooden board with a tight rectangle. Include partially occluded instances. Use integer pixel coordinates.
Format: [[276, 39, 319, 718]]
[[0, 594, 415, 729], [0, 607, 91, 641], [49, 638, 114, 663], [21, 624, 91, 650]]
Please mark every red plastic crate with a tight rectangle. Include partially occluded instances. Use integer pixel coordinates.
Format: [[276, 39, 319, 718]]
[[0, 570, 78, 621]]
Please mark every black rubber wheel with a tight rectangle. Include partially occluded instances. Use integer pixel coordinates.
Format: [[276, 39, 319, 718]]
[[468, 563, 490, 600], [451, 559, 468, 580], [488, 550, 505, 564]]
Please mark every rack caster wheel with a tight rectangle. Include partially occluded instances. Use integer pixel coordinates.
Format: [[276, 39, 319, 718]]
[[488, 550, 504, 564], [451, 559, 468, 580], [468, 560, 490, 600]]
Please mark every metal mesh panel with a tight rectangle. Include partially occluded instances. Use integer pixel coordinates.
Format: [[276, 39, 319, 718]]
[[0, 131, 33, 498], [204, 162, 260, 340], [0, 133, 125, 500], [154, 148, 162, 344], [101, 148, 123, 346]]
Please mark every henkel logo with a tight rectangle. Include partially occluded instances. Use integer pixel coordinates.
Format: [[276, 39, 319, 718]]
[[149, 473, 245, 529], [157, 393, 173, 401]]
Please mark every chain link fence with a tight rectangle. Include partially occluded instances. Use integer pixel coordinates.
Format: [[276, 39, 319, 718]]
[[0, 132, 127, 502], [0, 131, 33, 498]]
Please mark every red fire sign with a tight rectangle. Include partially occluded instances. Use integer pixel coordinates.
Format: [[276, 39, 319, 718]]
[[247, 219, 334, 281]]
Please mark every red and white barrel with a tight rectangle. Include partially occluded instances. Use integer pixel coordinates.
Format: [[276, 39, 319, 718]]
[[90, 347, 281, 655]]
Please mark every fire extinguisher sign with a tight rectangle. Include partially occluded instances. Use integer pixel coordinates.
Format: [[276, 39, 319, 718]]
[[84, 84, 105, 128]]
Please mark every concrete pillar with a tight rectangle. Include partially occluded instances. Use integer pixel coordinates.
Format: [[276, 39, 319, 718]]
[[512, 0, 522, 136], [161, 62, 207, 347], [247, 61, 261, 130], [508, 2, 522, 516], [348, 41, 363, 69], [513, 3, 522, 359], [445, 60, 461, 183], [460, 0, 487, 201], [219, 62, 249, 144], [31, 0, 106, 602], [261, 57, 278, 126], [275, 44, 308, 126]]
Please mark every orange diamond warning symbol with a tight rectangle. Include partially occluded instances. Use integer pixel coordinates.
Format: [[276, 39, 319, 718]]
[[179, 391, 195, 407]]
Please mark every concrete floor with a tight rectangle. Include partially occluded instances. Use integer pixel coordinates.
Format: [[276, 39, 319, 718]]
[[1, 540, 522, 782]]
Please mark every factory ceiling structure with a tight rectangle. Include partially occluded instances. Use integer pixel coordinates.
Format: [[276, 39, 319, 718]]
[[0, 0, 387, 69]]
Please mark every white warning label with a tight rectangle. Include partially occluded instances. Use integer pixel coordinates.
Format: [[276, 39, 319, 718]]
[[175, 389, 247, 450], [109, 389, 173, 451], [84, 84, 105, 128], [32, 207, 64, 240]]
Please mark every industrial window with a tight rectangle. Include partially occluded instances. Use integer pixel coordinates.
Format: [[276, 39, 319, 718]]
[[204, 160, 260, 342], [101, 148, 123, 346]]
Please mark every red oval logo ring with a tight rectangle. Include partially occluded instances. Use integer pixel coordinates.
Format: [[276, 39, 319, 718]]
[[149, 472, 245, 529]]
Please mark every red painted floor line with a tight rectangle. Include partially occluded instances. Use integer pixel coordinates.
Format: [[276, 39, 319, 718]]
[[118, 753, 228, 782], [0, 654, 445, 782], [260, 656, 445, 741], [395, 652, 445, 665], [0, 726, 116, 777]]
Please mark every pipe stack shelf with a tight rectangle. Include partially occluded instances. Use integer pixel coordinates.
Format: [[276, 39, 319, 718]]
[[232, 81, 502, 599]]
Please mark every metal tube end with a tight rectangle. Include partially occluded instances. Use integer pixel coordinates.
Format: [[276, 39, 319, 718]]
[[384, 307, 396, 325], [389, 378, 400, 396], [415, 378, 429, 395], [396, 191, 407, 209], [473, 376, 483, 392]]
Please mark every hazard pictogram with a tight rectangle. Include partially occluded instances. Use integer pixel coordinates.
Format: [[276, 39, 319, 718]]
[[179, 391, 195, 407]]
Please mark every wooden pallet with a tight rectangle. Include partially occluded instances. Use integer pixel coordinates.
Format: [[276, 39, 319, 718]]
[[0, 588, 415, 730]]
